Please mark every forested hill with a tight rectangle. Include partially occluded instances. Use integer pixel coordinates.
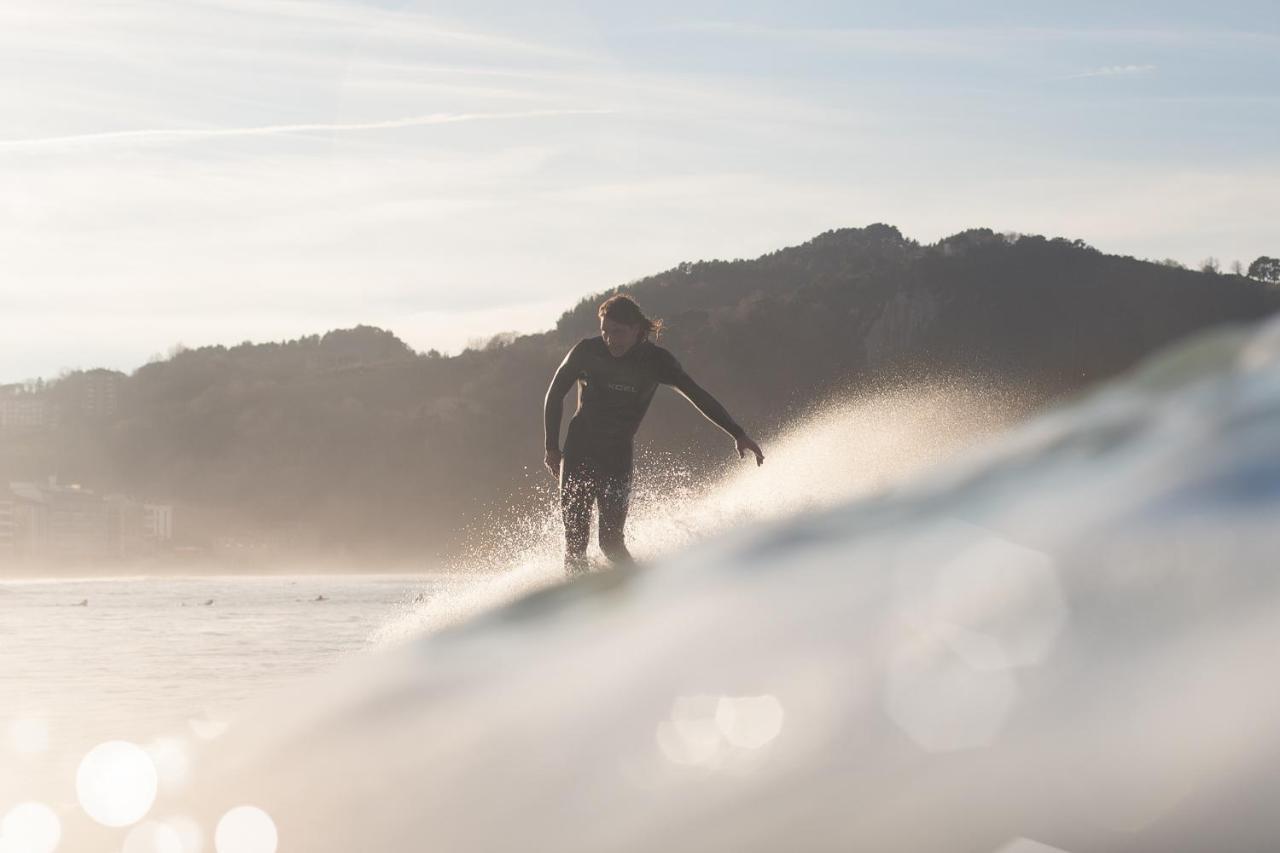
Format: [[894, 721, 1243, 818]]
[[7, 225, 1278, 565]]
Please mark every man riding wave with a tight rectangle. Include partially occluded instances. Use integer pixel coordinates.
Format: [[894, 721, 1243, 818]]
[[544, 295, 764, 576]]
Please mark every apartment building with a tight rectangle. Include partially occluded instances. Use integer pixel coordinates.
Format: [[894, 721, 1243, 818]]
[[0, 480, 174, 562]]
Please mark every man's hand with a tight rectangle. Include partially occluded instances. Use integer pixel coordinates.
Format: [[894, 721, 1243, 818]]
[[736, 434, 764, 466], [544, 448, 562, 480]]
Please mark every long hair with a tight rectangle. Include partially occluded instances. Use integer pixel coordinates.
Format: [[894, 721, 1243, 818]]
[[598, 294, 663, 342]]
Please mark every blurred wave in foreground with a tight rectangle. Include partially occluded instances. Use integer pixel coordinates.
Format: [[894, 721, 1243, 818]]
[[24, 315, 1280, 853]]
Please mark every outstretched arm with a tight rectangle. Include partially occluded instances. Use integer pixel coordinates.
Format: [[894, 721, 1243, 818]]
[[668, 371, 744, 440], [543, 342, 584, 477], [665, 360, 765, 466]]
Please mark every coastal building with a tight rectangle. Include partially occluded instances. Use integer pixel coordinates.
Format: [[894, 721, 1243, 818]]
[[143, 504, 175, 544], [0, 384, 50, 430], [76, 369, 123, 419], [0, 497, 16, 558], [0, 479, 174, 563], [0, 370, 127, 433]]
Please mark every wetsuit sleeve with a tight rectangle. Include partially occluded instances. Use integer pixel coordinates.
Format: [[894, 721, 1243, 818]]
[[544, 340, 586, 451], [658, 350, 746, 441]]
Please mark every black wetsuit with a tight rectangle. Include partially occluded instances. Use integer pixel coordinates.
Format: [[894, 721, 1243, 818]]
[[544, 336, 745, 573]]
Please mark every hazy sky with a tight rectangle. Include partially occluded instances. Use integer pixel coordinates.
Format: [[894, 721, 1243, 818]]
[[3, 0, 1277, 380]]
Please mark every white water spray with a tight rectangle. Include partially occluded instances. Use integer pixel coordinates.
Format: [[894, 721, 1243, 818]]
[[371, 381, 1028, 644]]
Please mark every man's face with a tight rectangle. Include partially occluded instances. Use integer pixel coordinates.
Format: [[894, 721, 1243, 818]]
[[600, 316, 641, 357]]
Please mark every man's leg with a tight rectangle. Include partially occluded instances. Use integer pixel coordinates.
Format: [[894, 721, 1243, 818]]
[[596, 468, 634, 567], [560, 456, 594, 577]]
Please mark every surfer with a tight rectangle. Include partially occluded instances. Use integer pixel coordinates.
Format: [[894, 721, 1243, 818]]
[[544, 294, 764, 576]]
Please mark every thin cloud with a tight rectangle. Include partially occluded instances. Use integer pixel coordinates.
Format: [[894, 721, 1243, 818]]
[[673, 21, 1278, 53], [3, 0, 593, 62], [201, 0, 585, 58], [671, 21, 989, 56], [0, 108, 615, 150], [1059, 64, 1158, 80]]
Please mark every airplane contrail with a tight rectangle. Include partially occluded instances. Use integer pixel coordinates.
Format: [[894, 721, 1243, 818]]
[[0, 108, 615, 150]]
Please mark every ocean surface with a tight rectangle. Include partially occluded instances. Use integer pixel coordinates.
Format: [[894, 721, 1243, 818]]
[[0, 575, 456, 746]]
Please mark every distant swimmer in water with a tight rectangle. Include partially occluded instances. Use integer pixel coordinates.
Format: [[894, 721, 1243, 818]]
[[74, 599, 88, 607], [544, 294, 764, 577], [203, 599, 214, 606], [314, 594, 328, 602]]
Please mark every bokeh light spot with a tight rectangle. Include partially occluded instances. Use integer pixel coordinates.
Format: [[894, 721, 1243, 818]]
[[164, 815, 204, 853], [656, 695, 722, 767], [886, 631, 1017, 751], [715, 695, 784, 749], [123, 821, 186, 853], [656, 694, 788, 766], [1, 802, 61, 853], [215, 806, 276, 853], [76, 740, 158, 827], [932, 533, 1066, 668], [146, 738, 191, 792], [895, 520, 1068, 671], [188, 711, 229, 741]]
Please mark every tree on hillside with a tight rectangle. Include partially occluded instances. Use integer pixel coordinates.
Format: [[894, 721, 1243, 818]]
[[319, 326, 415, 367], [1249, 256, 1280, 284], [469, 331, 520, 352], [1200, 257, 1221, 274]]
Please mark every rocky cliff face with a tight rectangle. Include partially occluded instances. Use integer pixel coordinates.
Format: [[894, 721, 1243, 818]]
[[863, 288, 941, 371]]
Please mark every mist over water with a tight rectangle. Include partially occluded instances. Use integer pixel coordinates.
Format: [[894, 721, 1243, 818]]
[[372, 381, 1027, 644]]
